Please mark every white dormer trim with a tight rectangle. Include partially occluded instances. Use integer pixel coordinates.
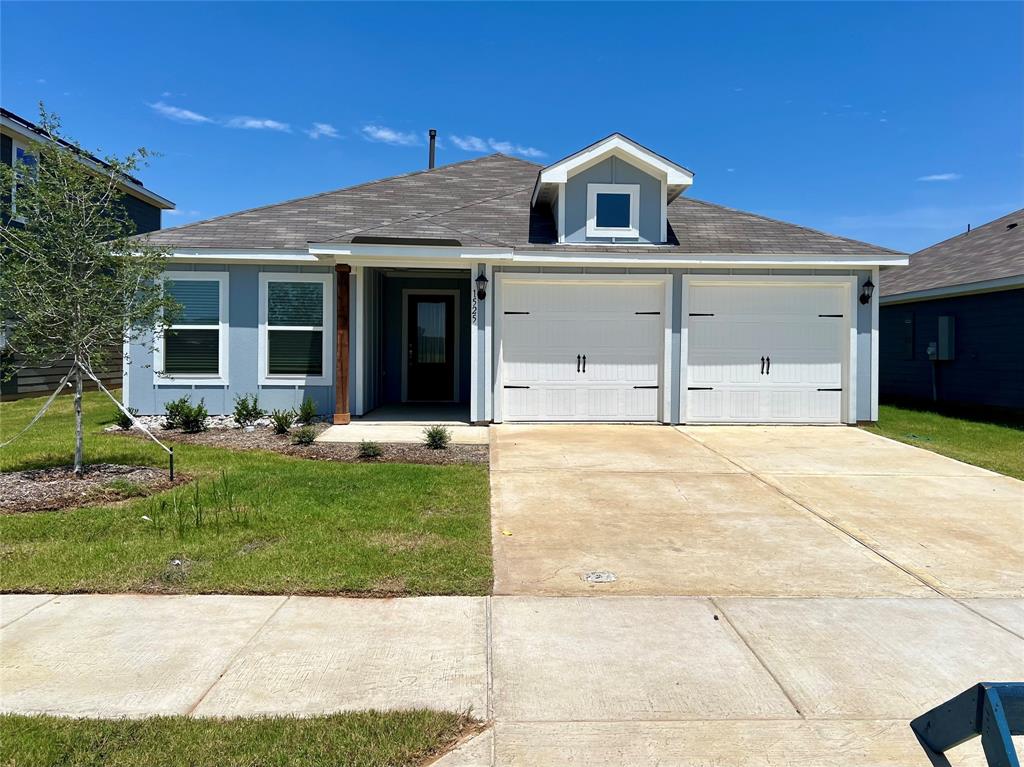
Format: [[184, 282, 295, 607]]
[[532, 133, 693, 206]]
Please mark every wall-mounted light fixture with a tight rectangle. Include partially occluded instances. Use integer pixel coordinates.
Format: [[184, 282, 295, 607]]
[[475, 271, 489, 301], [860, 278, 875, 305]]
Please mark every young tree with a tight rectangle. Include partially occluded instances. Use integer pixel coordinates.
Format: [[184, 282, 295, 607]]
[[0, 106, 176, 476]]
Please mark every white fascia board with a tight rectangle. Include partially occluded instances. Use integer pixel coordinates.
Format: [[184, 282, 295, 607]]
[[539, 135, 693, 185], [167, 248, 323, 264], [309, 242, 512, 259], [2, 118, 176, 210], [476, 250, 910, 268], [879, 274, 1024, 305]]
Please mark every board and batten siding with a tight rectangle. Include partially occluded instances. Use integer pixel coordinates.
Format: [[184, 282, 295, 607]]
[[879, 288, 1024, 410], [125, 264, 337, 416], [562, 156, 664, 244]]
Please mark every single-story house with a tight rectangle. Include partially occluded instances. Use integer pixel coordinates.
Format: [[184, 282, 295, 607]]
[[880, 208, 1024, 412], [132, 133, 905, 425]]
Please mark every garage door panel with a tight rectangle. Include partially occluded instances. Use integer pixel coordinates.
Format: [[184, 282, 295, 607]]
[[501, 280, 665, 422], [686, 283, 846, 424]]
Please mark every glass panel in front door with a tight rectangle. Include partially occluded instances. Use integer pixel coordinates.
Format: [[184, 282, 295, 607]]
[[416, 301, 447, 363]]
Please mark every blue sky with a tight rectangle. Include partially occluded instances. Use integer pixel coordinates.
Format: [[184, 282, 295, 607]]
[[3, 2, 1021, 252]]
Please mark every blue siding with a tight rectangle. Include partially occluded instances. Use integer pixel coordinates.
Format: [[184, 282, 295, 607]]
[[563, 156, 663, 244], [880, 288, 1024, 410], [127, 264, 335, 416]]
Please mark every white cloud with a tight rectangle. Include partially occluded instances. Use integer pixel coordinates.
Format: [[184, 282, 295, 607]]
[[917, 173, 962, 182], [361, 124, 420, 146], [148, 101, 213, 124], [306, 122, 340, 140], [451, 134, 545, 159], [226, 116, 291, 132], [166, 209, 202, 217], [451, 135, 488, 152]]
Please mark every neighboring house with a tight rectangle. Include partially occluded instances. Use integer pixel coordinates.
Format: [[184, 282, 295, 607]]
[[0, 107, 176, 400], [133, 133, 904, 425], [879, 208, 1024, 412]]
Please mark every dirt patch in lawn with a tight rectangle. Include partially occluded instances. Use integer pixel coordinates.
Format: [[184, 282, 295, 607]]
[[0, 463, 184, 514], [110, 424, 489, 465]]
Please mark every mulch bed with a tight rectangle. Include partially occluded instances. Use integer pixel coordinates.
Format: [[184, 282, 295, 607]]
[[0, 463, 184, 514], [110, 423, 489, 466]]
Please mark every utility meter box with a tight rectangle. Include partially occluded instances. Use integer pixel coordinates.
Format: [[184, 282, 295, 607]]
[[937, 316, 955, 361]]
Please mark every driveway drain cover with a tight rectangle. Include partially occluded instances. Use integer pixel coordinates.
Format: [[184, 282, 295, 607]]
[[583, 570, 617, 584]]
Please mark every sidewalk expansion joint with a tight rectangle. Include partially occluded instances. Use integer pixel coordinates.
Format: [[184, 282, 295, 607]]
[[184, 595, 290, 717]]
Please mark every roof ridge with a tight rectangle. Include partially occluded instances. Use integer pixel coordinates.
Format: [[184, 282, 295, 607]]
[[680, 196, 905, 255], [324, 183, 533, 244], [143, 153, 529, 238], [913, 206, 1024, 254]]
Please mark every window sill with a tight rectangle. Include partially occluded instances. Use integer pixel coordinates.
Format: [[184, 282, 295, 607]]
[[155, 376, 229, 387], [259, 374, 332, 387], [586, 228, 641, 239]]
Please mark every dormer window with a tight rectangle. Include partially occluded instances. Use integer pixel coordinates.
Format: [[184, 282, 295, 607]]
[[587, 183, 639, 238]]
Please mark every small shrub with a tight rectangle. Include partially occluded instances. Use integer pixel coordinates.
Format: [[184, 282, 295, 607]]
[[114, 406, 139, 430], [178, 398, 209, 433], [270, 409, 294, 435], [297, 396, 317, 425], [291, 425, 316, 445], [423, 425, 451, 450], [232, 393, 265, 427], [163, 396, 192, 429], [358, 440, 383, 459]]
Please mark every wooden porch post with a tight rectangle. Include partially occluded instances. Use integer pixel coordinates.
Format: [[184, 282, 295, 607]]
[[334, 264, 351, 424]]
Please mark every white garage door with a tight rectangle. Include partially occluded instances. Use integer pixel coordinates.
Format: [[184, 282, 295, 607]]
[[500, 279, 666, 421], [686, 282, 848, 423]]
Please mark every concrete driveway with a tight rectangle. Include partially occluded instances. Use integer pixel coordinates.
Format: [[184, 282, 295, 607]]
[[491, 424, 1023, 597], [3, 424, 1022, 766]]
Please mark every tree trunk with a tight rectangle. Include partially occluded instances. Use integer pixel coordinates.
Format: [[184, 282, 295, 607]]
[[73, 363, 84, 478]]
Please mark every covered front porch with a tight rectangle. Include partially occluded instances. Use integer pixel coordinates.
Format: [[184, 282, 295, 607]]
[[332, 263, 489, 426]]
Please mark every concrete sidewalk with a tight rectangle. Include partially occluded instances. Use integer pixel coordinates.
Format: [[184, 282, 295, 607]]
[[3, 593, 1022, 765]]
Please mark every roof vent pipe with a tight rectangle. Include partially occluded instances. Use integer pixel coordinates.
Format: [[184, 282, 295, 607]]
[[428, 129, 437, 169]]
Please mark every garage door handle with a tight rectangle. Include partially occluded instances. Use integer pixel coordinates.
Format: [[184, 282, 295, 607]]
[[577, 354, 581, 373], [766, 356, 770, 375], [582, 355, 586, 373], [760, 356, 765, 375]]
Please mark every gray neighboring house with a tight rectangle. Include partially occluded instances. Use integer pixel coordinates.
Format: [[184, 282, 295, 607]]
[[1, 107, 175, 400], [133, 133, 904, 425], [880, 208, 1024, 412]]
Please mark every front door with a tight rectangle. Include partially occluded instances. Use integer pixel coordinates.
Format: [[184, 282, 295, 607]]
[[406, 294, 455, 401]]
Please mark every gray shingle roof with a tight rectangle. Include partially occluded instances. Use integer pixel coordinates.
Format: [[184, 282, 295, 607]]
[[882, 208, 1024, 297], [142, 153, 898, 257]]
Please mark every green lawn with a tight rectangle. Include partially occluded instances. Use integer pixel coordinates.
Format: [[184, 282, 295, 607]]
[[864, 403, 1024, 480], [0, 391, 492, 595], [0, 711, 472, 767]]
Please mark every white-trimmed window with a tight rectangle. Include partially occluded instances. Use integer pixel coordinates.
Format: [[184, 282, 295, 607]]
[[11, 140, 38, 222], [154, 272, 229, 385], [586, 182, 640, 239], [259, 272, 332, 386]]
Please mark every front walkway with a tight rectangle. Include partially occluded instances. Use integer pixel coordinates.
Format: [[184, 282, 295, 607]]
[[2, 425, 1022, 765]]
